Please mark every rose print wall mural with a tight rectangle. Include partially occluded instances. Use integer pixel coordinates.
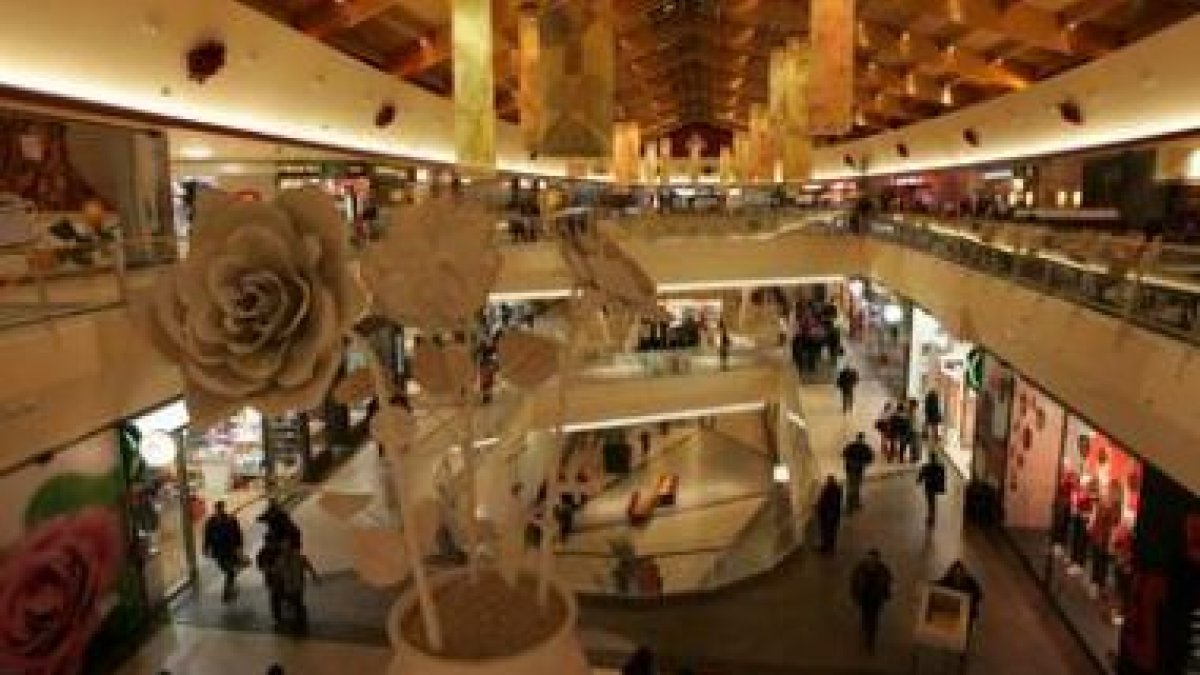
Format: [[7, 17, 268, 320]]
[[0, 432, 139, 675]]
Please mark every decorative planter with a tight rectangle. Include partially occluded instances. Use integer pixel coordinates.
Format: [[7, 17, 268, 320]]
[[386, 568, 590, 675]]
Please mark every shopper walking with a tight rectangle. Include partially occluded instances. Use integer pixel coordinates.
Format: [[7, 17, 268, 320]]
[[905, 398, 922, 463], [257, 498, 301, 546], [203, 501, 245, 602], [835, 364, 860, 414], [718, 320, 732, 371], [272, 538, 320, 633], [923, 389, 943, 444], [888, 404, 911, 464], [842, 432, 875, 513], [815, 475, 844, 553], [875, 402, 895, 461], [916, 454, 948, 527], [850, 549, 893, 653], [257, 532, 285, 626]]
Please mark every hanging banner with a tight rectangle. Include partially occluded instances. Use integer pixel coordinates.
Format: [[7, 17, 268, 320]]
[[810, 0, 855, 135], [733, 131, 751, 183], [612, 121, 640, 186], [719, 147, 733, 184], [538, 0, 614, 158], [516, 1, 542, 153], [453, 0, 495, 170], [686, 134, 704, 182], [779, 134, 812, 182], [641, 141, 658, 184], [748, 104, 773, 181], [770, 38, 809, 134]]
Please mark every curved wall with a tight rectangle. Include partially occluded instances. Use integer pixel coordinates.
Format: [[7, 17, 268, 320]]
[[814, 15, 1200, 179]]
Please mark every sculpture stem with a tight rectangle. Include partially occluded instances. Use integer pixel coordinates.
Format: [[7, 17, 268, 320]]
[[354, 334, 443, 652], [537, 294, 578, 606]]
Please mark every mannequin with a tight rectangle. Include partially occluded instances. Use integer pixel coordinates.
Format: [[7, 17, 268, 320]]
[[1052, 462, 1079, 549], [1070, 476, 1098, 569], [1089, 477, 1123, 593]]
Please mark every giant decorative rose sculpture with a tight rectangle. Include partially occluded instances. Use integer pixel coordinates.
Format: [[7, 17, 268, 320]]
[[0, 507, 123, 675], [147, 189, 366, 429], [362, 198, 501, 332]]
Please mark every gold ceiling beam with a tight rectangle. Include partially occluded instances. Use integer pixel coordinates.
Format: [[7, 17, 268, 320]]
[[297, 0, 398, 39], [861, 65, 946, 105], [879, 0, 1115, 56], [858, 21, 1029, 89]]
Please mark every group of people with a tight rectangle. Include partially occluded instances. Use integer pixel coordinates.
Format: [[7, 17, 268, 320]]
[[873, 390, 943, 464], [202, 498, 320, 633], [786, 297, 844, 375], [849, 554, 983, 653]]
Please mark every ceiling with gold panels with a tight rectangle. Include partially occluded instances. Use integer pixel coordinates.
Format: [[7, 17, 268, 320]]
[[237, 0, 1200, 145]]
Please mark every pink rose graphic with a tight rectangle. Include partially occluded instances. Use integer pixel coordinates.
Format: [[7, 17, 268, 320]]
[[0, 506, 124, 675]]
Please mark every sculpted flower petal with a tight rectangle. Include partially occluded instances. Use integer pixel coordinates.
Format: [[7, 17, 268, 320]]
[[256, 349, 341, 415], [143, 188, 365, 430], [275, 286, 338, 389], [185, 359, 259, 400], [362, 197, 501, 330]]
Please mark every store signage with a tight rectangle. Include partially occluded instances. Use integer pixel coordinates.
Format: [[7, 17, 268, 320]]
[[966, 347, 985, 392]]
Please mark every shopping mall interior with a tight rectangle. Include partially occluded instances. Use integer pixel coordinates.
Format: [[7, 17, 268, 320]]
[[1, 1, 1199, 674]]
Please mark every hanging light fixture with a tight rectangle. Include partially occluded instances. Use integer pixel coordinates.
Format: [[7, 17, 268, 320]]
[[516, 0, 542, 154], [453, 0, 495, 170], [686, 133, 704, 182], [612, 121, 640, 186], [810, 0, 855, 135], [537, 0, 614, 157]]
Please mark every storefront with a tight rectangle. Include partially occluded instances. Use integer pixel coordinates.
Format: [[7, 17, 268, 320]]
[[846, 280, 911, 399], [907, 307, 979, 477], [971, 351, 1013, 489], [123, 398, 320, 601], [993, 373, 1171, 673], [276, 162, 374, 225]]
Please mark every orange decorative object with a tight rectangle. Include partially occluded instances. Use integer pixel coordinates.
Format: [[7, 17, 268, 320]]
[[809, 0, 855, 135], [81, 199, 105, 233]]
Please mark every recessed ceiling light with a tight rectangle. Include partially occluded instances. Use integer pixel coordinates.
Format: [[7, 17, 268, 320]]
[[179, 145, 213, 160]]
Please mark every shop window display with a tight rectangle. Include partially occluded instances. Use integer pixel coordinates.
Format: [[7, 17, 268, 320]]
[[1049, 417, 1142, 671], [126, 403, 196, 605], [1003, 377, 1066, 570], [907, 308, 977, 477]]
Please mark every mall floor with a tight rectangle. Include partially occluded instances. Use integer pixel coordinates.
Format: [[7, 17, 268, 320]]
[[120, 344, 1100, 675]]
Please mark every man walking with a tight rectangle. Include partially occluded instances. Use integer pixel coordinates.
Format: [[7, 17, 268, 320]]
[[272, 538, 320, 633], [850, 549, 893, 653], [842, 432, 875, 512], [815, 475, 844, 553], [916, 454, 948, 527], [202, 501, 244, 602], [835, 363, 860, 414]]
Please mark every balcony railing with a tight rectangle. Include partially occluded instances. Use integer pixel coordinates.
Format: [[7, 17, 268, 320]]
[[871, 215, 1200, 344]]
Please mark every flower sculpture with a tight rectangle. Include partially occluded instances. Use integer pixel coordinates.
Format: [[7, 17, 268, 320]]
[[0, 507, 123, 675], [362, 198, 502, 332], [146, 188, 366, 429]]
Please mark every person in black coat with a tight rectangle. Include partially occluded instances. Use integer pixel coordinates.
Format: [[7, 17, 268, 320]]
[[815, 475, 845, 553], [937, 560, 984, 633], [917, 455, 948, 527]]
